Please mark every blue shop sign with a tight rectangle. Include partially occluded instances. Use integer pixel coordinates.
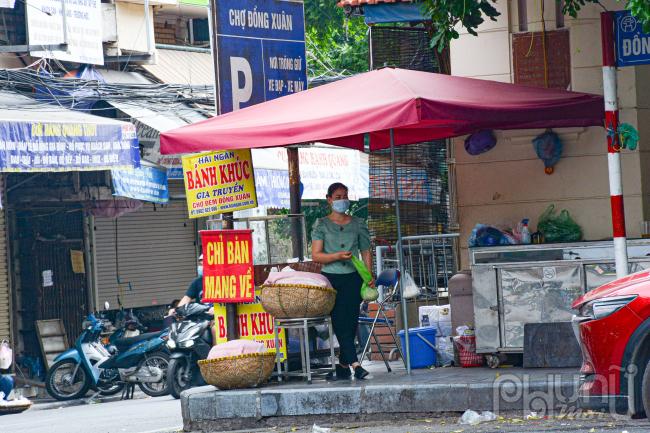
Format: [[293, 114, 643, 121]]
[[254, 168, 290, 208], [0, 121, 140, 171], [615, 10, 650, 67], [111, 166, 169, 204], [215, 0, 307, 113]]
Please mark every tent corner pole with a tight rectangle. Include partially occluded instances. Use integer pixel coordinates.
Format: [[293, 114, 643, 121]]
[[389, 129, 411, 374]]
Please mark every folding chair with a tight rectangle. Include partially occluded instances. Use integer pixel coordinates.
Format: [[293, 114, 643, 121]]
[[358, 269, 404, 372]]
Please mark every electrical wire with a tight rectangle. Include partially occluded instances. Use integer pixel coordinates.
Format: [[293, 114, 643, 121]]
[[0, 65, 215, 114]]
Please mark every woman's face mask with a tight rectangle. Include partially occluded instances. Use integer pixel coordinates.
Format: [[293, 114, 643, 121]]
[[332, 199, 350, 214], [197, 265, 203, 276]]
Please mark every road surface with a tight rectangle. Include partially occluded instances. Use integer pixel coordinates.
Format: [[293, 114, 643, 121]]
[[5, 397, 650, 433], [3, 395, 183, 433]]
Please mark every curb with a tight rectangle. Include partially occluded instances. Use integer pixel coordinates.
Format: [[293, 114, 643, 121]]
[[181, 378, 581, 431]]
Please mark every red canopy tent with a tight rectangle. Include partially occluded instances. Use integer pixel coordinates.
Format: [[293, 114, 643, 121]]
[[160, 68, 605, 372], [160, 68, 603, 153]]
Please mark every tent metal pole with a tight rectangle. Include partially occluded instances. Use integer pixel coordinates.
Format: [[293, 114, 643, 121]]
[[389, 128, 411, 374]]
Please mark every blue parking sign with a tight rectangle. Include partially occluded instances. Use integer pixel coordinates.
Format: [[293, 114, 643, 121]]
[[215, 0, 307, 113], [615, 10, 650, 67]]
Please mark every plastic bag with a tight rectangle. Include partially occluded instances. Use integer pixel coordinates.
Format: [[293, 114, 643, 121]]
[[533, 129, 563, 174], [351, 256, 378, 302], [402, 272, 421, 299], [459, 409, 497, 425], [468, 224, 517, 247], [0, 340, 12, 370], [207, 340, 265, 360], [537, 204, 582, 243]]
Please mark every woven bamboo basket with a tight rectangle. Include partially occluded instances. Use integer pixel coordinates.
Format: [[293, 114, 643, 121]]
[[198, 352, 276, 390], [259, 284, 337, 318], [0, 400, 32, 415]]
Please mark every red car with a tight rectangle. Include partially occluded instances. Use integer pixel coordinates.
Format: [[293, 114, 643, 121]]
[[573, 269, 650, 416]]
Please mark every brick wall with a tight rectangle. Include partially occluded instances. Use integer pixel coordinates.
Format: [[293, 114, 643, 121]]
[[154, 18, 177, 45]]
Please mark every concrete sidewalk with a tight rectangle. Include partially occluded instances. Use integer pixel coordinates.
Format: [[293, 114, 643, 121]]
[[181, 362, 582, 431]]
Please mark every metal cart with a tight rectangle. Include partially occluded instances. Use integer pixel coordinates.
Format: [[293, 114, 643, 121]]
[[470, 239, 650, 367]]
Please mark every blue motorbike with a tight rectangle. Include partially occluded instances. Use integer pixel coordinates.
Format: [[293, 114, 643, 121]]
[[45, 307, 170, 401]]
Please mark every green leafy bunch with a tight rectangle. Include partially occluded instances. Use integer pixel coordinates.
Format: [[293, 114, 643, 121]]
[[304, 0, 368, 77], [563, 0, 649, 32], [421, 0, 650, 52], [420, 0, 500, 51]]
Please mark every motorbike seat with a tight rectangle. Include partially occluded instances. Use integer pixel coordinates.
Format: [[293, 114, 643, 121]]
[[113, 331, 162, 351]]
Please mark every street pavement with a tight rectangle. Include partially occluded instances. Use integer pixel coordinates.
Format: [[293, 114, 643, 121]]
[[2, 395, 183, 433], [4, 397, 650, 433], [240, 416, 650, 433]]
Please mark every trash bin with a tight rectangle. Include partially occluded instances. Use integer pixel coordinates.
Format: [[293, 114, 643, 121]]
[[398, 326, 437, 368], [448, 271, 474, 334]]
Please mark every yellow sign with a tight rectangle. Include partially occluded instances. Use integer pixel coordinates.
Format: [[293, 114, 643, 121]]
[[182, 150, 257, 218], [213, 289, 288, 360], [70, 250, 85, 274]]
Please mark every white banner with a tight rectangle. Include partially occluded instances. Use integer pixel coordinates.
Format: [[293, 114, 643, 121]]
[[251, 146, 369, 201], [27, 0, 104, 65]]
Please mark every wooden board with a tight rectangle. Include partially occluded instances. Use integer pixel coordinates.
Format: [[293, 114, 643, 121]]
[[35, 319, 68, 370], [513, 29, 571, 90]]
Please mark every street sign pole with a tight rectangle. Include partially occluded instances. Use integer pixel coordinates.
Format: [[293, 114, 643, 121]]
[[208, 0, 238, 340], [601, 11, 629, 280]]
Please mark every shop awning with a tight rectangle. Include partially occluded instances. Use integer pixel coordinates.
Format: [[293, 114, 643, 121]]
[[141, 48, 214, 86], [0, 90, 140, 172], [96, 69, 210, 178], [364, 3, 427, 24], [159, 68, 605, 154], [112, 100, 208, 179]]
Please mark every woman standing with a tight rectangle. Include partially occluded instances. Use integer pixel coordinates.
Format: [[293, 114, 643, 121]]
[[311, 182, 374, 380]]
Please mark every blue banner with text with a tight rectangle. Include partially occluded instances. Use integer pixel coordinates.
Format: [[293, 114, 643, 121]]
[[0, 121, 140, 171], [112, 166, 169, 204]]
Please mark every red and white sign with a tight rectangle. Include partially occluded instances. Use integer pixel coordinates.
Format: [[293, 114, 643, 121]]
[[200, 230, 254, 303]]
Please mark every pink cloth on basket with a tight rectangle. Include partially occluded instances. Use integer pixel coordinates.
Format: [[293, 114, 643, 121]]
[[207, 340, 265, 360], [263, 271, 332, 288]]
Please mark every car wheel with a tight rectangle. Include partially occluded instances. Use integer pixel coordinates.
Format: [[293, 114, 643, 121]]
[[637, 359, 650, 417]]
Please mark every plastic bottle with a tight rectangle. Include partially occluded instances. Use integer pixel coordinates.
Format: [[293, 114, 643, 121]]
[[520, 219, 531, 244]]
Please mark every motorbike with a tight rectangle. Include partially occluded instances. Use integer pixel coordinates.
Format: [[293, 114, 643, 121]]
[[110, 308, 145, 342], [45, 304, 171, 401], [166, 303, 213, 399]]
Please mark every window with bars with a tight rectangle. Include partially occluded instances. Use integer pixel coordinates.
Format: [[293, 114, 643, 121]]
[[367, 25, 451, 244]]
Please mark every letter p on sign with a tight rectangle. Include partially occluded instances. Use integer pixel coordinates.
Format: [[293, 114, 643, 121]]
[[230, 57, 253, 110]]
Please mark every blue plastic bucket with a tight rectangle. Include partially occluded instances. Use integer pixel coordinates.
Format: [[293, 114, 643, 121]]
[[398, 326, 437, 369]]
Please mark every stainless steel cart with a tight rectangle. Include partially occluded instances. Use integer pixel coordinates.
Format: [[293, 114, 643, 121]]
[[470, 239, 650, 366]]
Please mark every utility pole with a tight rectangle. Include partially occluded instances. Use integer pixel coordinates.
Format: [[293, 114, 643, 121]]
[[208, 0, 237, 340], [287, 147, 304, 260], [601, 11, 629, 280]]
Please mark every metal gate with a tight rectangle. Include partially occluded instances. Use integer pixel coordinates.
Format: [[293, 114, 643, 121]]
[[35, 238, 87, 346], [16, 207, 88, 349]]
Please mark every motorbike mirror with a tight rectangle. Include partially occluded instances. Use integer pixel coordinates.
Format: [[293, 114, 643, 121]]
[[104, 301, 110, 311]]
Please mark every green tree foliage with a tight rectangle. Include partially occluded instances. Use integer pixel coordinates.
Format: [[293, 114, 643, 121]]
[[304, 0, 368, 78], [421, 0, 650, 51]]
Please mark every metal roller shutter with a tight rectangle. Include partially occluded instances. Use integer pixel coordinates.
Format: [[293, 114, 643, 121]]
[[0, 176, 10, 341], [93, 186, 199, 309]]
